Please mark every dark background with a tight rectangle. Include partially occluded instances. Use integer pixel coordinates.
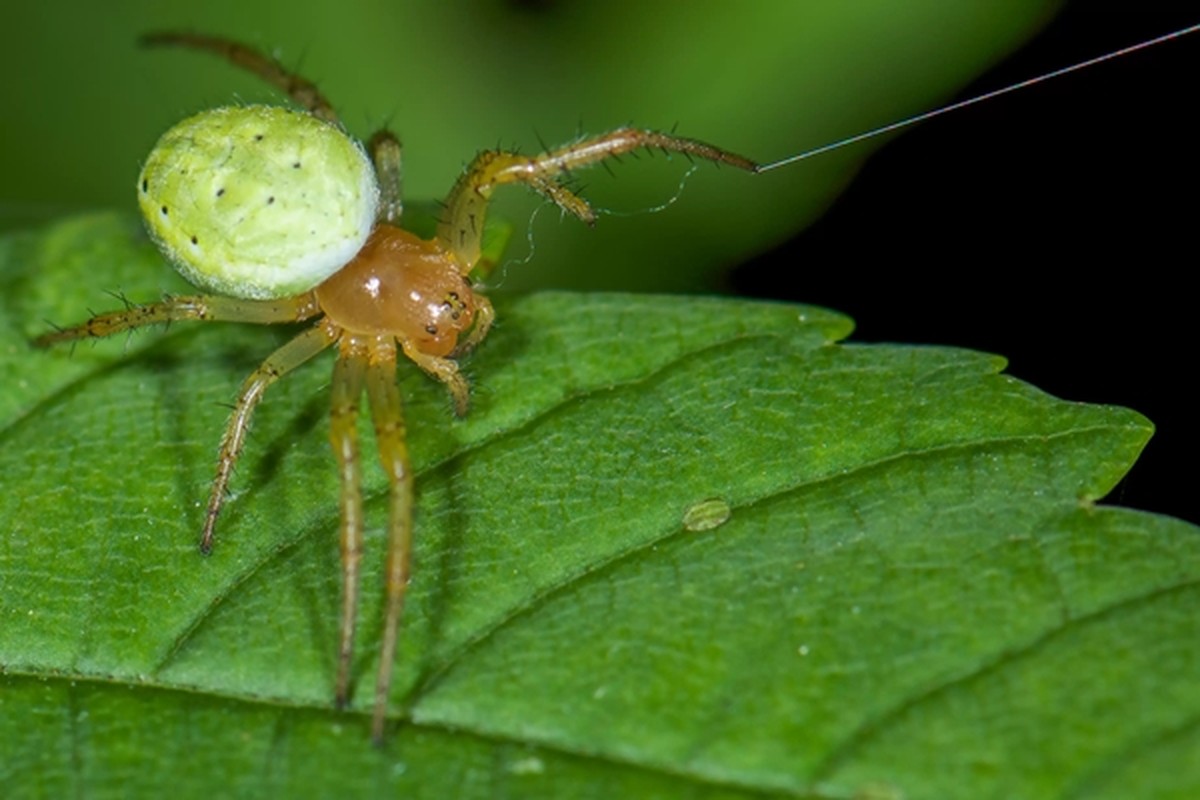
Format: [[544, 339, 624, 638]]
[[732, 5, 1199, 523]]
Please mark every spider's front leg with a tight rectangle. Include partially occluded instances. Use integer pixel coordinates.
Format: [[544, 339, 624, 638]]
[[436, 127, 759, 272]]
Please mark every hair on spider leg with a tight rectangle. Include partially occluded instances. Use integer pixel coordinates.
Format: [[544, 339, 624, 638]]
[[376, 110, 400, 131], [555, 167, 587, 191], [32, 319, 75, 354], [36, 319, 66, 336], [101, 289, 137, 311]]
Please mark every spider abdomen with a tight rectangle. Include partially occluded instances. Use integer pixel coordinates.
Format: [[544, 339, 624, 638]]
[[316, 224, 478, 357], [138, 105, 379, 300]]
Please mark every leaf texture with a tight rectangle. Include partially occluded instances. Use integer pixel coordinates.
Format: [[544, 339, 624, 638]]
[[1, 216, 1197, 799]]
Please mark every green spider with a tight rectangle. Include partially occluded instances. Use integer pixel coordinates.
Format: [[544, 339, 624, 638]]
[[34, 32, 758, 743]]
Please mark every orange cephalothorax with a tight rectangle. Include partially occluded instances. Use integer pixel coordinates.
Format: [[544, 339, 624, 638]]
[[316, 224, 478, 357]]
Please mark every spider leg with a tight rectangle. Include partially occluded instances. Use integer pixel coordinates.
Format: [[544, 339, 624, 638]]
[[32, 293, 321, 348], [436, 127, 758, 272], [200, 321, 339, 553], [363, 337, 413, 743], [330, 335, 369, 709], [141, 32, 341, 126], [399, 339, 471, 417], [368, 130, 404, 225]]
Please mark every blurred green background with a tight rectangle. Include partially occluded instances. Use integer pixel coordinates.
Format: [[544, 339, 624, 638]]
[[0, 0, 1059, 291]]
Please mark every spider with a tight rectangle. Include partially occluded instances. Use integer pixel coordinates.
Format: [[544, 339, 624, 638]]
[[34, 32, 758, 743]]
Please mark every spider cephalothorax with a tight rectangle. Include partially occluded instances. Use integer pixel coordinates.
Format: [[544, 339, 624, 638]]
[[35, 31, 757, 742]]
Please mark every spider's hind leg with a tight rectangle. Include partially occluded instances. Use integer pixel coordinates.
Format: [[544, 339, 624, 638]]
[[368, 130, 404, 225], [141, 31, 342, 126]]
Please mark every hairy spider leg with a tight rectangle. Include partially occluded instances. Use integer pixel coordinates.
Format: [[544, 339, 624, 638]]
[[141, 31, 342, 127], [364, 338, 413, 743], [32, 294, 333, 553], [436, 127, 759, 274], [200, 322, 339, 552], [329, 336, 368, 712], [32, 293, 321, 345]]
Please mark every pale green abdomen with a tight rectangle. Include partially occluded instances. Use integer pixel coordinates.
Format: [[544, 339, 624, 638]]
[[138, 105, 379, 299]]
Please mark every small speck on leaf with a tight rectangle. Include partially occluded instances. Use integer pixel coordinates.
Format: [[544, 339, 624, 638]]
[[682, 498, 731, 532], [507, 757, 545, 776]]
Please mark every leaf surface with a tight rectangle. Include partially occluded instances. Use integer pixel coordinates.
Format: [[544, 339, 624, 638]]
[[2, 216, 1197, 799]]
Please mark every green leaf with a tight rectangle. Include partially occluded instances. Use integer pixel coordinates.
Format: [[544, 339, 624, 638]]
[[3, 215, 1198, 798]]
